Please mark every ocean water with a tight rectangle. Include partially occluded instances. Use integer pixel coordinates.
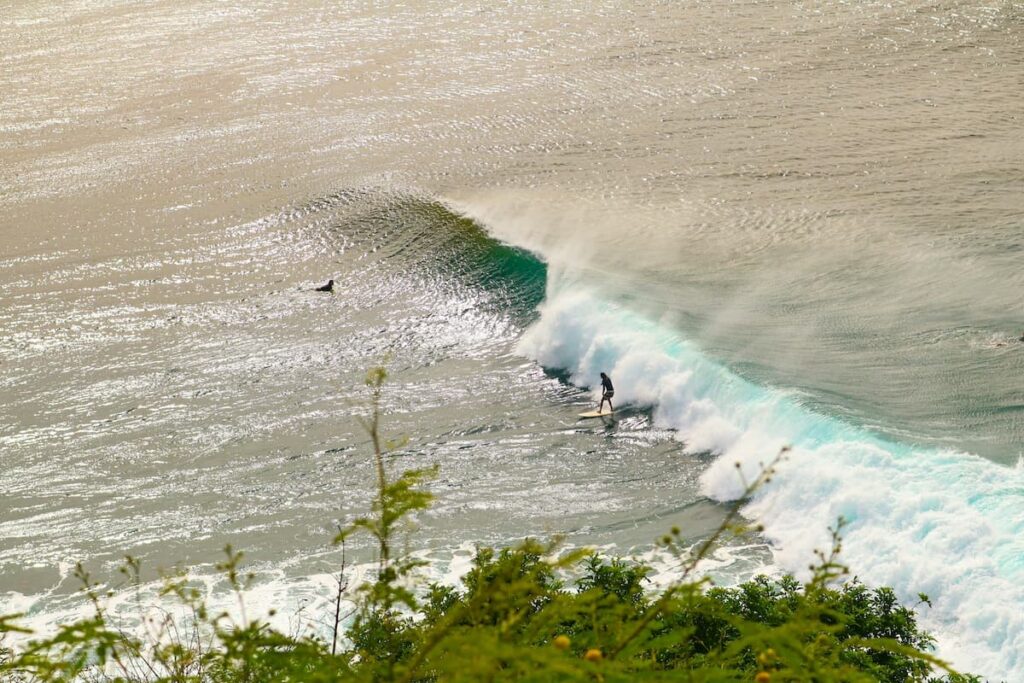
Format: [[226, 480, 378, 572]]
[[2, 1, 1023, 678]]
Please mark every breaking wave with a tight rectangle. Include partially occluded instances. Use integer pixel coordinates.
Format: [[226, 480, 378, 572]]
[[516, 275, 1024, 679]]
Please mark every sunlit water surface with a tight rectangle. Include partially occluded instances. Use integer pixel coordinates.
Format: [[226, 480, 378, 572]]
[[2, 1, 1023, 677]]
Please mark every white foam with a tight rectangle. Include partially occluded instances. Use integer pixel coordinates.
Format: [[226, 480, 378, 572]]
[[518, 284, 1024, 680], [0, 543, 482, 663], [3, 573, 345, 653]]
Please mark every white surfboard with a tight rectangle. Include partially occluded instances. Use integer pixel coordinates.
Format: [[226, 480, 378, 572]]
[[578, 409, 614, 418]]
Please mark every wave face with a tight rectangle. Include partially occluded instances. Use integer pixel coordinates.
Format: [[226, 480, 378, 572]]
[[311, 192, 548, 320], [518, 278, 1024, 677]]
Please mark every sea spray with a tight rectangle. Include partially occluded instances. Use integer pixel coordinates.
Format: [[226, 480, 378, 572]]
[[518, 283, 1024, 678]]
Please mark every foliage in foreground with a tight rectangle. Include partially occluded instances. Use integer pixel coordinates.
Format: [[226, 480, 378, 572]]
[[0, 368, 984, 682], [0, 544, 983, 682]]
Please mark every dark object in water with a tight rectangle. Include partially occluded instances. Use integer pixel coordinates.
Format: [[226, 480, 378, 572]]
[[315, 279, 334, 292]]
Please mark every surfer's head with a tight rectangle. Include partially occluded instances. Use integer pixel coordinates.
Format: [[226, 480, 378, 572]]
[[600, 372, 608, 380]]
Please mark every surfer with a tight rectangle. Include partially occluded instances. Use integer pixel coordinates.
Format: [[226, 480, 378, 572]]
[[599, 372, 614, 414], [993, 333, 1024, 347], [314, 279, 334, 292]]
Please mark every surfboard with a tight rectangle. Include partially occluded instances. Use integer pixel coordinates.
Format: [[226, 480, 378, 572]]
[[578, 409, 614, 418]]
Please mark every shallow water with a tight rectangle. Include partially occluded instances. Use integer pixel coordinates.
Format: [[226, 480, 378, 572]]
[[2, 1, 1023, 677]]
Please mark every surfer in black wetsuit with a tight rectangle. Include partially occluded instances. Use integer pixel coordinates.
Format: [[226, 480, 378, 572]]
[[599, 372, 614, 414]]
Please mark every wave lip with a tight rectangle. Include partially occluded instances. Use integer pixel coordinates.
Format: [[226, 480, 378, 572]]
[[518, 285, 1024, 679]]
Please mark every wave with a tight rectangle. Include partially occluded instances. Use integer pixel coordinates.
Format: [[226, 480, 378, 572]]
[[315, 192, 548, 321], [350, 193, 1024, 676], [513, 274, 1024, 679], [6, 185, 1019, 676]]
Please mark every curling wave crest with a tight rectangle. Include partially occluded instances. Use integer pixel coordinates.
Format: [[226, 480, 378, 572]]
[[518, 283, 1024, 679]]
